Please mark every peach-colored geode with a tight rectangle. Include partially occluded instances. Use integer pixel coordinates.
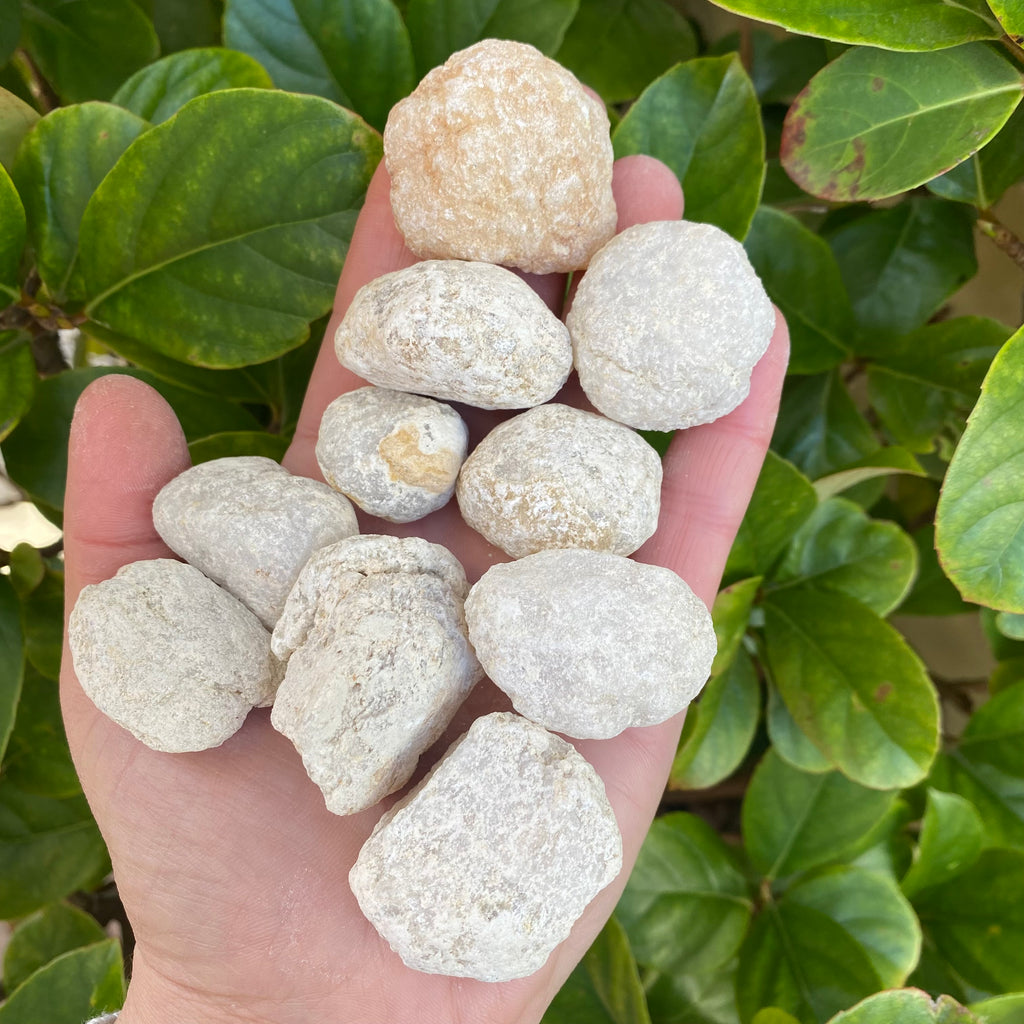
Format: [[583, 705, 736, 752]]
[[384, 40, 617, 274]]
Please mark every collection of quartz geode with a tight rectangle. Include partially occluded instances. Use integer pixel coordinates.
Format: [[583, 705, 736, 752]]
[[68, 39, 774, 983]]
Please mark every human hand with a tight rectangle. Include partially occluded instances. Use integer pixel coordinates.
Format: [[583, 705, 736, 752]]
[[61, 154, 789, 1024]]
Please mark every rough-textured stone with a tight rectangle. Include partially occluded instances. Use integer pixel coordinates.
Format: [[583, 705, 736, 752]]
[[349, 712, 622, 980], [334, 260, 572, 410], [152, 456, 358, 629], [384, 40, 617, 274], [567, 220, 775, 431], [270, 535, 481, 816], [465, 549, 716, 739], [456, 403, 662, 558], [68, 559, 279, 752], [317, 387, 468, 523]]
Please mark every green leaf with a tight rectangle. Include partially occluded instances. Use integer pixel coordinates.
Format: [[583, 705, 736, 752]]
[[0, 784, 109, 919], [555, 0, 696, 104], [18, 566, 63, 681], [742, 750, 896, 880], [710, 576, 762, 678], [0, 0, 20, 66], [915, 848, 1024, 991], [989, 656, 1024, 695], [188, 430, 290, 464], [901, 789, 984, 899], [151, 0, 222, 52], [21, 0, 160, 103], [995, 612, 1024, 640], [0, 88, 40, 172], [542, 916, 652, 1024], [752, 1011, 801, 1024], [742, 206, 853, 375], [13, 103, 149, 305], [725, 451, 817, 579], [930, 751, 1024, 850], [78, 89, 381, 368], [766, 684, 834, 774], [736, 900, 882, 1024], [223, 0, 414, 131], [929, 104, 1024, 208], [671, 648, 761, 790], [811, 448, 926, 501], [773, 497, 918, 616], [936, 325, 1024, 612], [0, 332, 35, 441], [0, 939, 123, 1024], [645, 964, 741, 1024], [3, 902, 106, 994], [0, 576, 24, 766], [958, 680, 1024, 778], [616, 813, 752, 976], [970, 994, 1024, 1023], [989, 0, 1024, 37], [112, 48, 273, 126], [848, 796, 915, 882], [2, 367, 260, 514], [0, 162, 25, 301], [700, 0, 1000, 50], [828, 990, 979, 1024], [8, 544, 44, 598], [783, 45, 1022, 202], [900, 525, 972, 616], [612, 55, 765, 240], [762, 588, 940, 789], [772, 372, 880, 481], [827, 200, 979, 340], [406, 0, 578, 78], [867, 318, 1007, 453]]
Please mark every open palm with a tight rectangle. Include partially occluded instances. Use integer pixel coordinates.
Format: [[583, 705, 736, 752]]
[[60, 155, 789, 1024]]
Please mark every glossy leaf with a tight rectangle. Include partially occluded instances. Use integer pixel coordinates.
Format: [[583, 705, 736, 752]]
[[995, 612, 1024, 640], [3, 902, 106, 994], [901, 789, 984, 899], [188, 431, 290, 464], [930, 751, 1024, 849], [0, 0, 19, 66], [617, 813, 752, 976], [751, 1012, 801, 1024], [613, 55, 764, 240], [223, 0, 414, 131], [742, 750, 896, 880], [644, 965, 741, 1024], [0, 88, 40, 172], [2, 368, 260, 514], [0, 784, 109, 919], [958, 680, 1024, 778], [18, 566, 63, 681], [782, 45, 1022, 202], [113, 48, 274, 125], [900, 525, 972, 616], [970, 994, 1024, 1023], [710, 577, 762, 678], [766, 684, 833, 774], [827, 199, 978, 339], [743, 206, 853, 374], [671, 648, 761, 790], [773, 497, 918, 616], [0, 332, 35, 441], [867, 318, 1007, 453], [79, 89, 381, 368], [772, 372, 880, 481], [989, 0, 1024, 37], [555, 0, 696, 104], [725, 451, 817, 579], [763, 588, 939, 789], [0, 162, 25, 301], [701, 0, 1000, 50], [20, 0, 160, 103], [915, 849, 1024, 991], [936, 325, 1024, 611], [541, 916, 651, 1024], [0, 576, 23, 766], [0, 940, 123, 1024], [812, 448, 926, 501], [13, 103, 149, 304], [735, 31, 829, 105], [829, 990, 979, 1024], [151, 0, 222, 52]]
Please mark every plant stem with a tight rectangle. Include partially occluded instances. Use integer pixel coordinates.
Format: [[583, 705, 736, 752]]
[[978, 213, 1024, 272], [13, 49, 58, 113], [1000, 34, 1024, 71]]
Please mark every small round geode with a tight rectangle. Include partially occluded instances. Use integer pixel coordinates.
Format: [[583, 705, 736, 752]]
[[456, 403, 662, 558], [68, 559, 279, 752], [465, 549, 716, 739], [317, 387, 468, 523], [384, 39, 617, 274], [567, 220, 775, 431], [334, 260, 571, 410]]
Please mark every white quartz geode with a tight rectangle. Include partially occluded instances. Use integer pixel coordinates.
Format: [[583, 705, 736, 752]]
[[316, 386, 468, 523], [349, 712, 622, 981], [270, 535, 481, 816], [456, 403, 662, 558], [334, 260, 572, 410], [465, 549, 716, 739], [384, 39, 617, 274], [567, 220, 775, 430], [152, 456, 358, 629], [68, 559, 279, 752]]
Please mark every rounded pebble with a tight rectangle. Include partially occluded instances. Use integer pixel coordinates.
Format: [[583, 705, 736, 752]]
[[349, 712, 622, 981], [465, 549, 716, 739], [317, 387, 468, 523], [567, 220, 775, 430], [457, 403, 662, 558], [384, 39, 617, 274]]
